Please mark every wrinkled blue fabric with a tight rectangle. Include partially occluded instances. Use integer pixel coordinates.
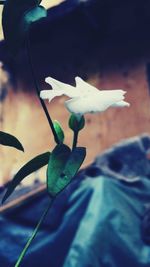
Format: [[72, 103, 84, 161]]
[[1, 175, 150, 267]]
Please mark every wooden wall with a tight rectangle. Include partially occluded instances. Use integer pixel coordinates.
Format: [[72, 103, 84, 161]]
[[0, 62, 150, 185]]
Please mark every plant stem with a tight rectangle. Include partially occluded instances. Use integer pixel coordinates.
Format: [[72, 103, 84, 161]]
[[15, 198, 53, 267], [72, 130, 79, 150], [26, 34, 60, 145]]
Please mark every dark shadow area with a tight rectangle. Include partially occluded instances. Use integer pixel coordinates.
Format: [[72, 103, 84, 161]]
[[1, 0, 150, 89]]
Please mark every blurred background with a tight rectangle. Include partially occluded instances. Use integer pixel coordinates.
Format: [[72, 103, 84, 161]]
[[0, 0, 150, 188]]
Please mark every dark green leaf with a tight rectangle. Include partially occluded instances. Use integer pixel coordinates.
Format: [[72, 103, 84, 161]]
[[53, 147, 86, 196], [2, 151, 50, 203], [47, 145, 86, 197], [0, 131, 24, 151], [69, 114, 85, 132], [63, 147, 86, 178], [47, 144, 71, 196], [53, 120, 64, 143], [2, 0, 47, 53]]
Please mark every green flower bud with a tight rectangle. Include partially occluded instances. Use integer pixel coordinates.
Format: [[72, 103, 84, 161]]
[[69, 114, 85, 132]]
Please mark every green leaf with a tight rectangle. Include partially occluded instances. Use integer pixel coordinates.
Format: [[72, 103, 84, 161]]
[[2, 0, 47, 53], [53, 120, 64, 143], [47, 144, 71, 196], [0, 131, 24, 151], [63, 147, 86, 178], [2, 151, 50, 203], [69, 114, 85, 132], [47, 145, 86, 197]]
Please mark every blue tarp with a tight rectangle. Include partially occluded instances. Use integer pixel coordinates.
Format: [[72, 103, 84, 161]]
[[1, 174, 150, 267]]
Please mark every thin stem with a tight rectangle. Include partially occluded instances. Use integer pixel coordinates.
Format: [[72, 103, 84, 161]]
[[72, 130, 79, 150], [26, 34, 60, 145], [15, 198, 53, 267]]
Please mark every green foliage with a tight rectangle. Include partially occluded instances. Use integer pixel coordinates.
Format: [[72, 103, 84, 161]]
[[53, 120, 65, 143], [2, 0, 47, 53], [62, 146, 86, 179], [47, 144, 86, 196], [2, 151, 50, 203], [0, 131, 24, 151], [47, 144, 71, 196], [69, 114, 85, 132]]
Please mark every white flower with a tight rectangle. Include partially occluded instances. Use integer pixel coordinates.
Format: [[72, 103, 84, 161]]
[[40, 76, 130, 115]]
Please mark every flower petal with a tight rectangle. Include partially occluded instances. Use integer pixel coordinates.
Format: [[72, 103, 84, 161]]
[[99, 89, 126, 96], [65, 94, 109, 114], [65, 97, 90, 115], [45, 77, 79, 98], [111, 101, 130, 107], [65, 90, 129, 115], [41, 76, 130, 115], [75, 76, 99, 94], [40, 90, 63, 102]]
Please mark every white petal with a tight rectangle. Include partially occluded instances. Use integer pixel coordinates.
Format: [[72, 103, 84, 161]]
[[99, 89, 126, 97], [65, 90, 129, 115], [75, 76, 99, 94], [40, 90, 63, 102], [94, 90, 126, 108], [45, 77, 79, 98], [65, 94, 107, 114], [65, 97, 90, 115], [111, 101, 130, 107], [42, 76, 129, 115]]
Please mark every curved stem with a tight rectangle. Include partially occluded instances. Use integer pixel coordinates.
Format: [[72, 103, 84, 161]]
[[15, 198, 53, 267], [26, 34, 60, 144]]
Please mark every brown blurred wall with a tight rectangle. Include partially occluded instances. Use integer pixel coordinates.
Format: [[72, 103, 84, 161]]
[[0, 62, 150, 184]]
